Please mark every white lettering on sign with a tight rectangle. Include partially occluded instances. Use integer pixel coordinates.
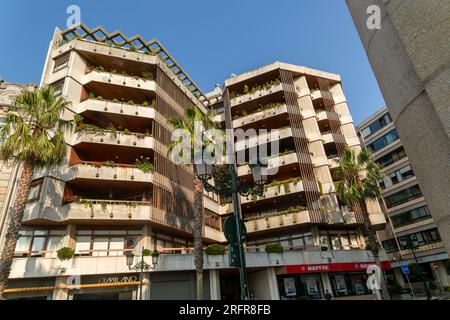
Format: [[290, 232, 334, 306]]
[[99, 275, 138, 284], [306, 265, 329, 272]]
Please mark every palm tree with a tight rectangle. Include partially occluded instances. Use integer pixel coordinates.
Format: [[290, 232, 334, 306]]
[[0, 87, 70, 299], [333, 147, 390, 299], [167, 106, 217, 300]]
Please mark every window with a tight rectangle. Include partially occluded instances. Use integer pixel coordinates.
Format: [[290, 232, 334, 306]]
[[14, 229, 65, 257], [367, 129, 399, 153], [246, 230, 314, 252], [377, 147, 407, 168], [385, 186, 422, 208], [51, 79, 65, 97], [391, 206, 431, 228], [385, 185, 422, 208], [27, 179, 43, 202], [74, 230, 141, 256], [319, 230, 360, 250], [361, 113, 392, 138], [53, 54, 70, 73], [380, 165, 414, 189], [398, 228, 441, 249], [382, 239, 399, 253]]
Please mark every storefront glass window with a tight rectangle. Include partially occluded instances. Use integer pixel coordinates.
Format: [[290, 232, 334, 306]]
[[329, 272, 369, 297], [278, 274, 324, 300]]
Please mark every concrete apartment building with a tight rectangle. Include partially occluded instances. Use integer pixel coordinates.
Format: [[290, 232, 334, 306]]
[[0, 79, 36, 250], [3, 24, 389, 300], [358, 106, 450, 292]]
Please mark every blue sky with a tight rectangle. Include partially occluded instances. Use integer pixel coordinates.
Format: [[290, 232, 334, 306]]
[[0, 0, 384, 124]]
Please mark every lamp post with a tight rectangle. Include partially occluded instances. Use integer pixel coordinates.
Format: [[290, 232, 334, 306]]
[[126, 247, 159, 300], [400, 236, 431, 300], [196, 157, 268, 300]]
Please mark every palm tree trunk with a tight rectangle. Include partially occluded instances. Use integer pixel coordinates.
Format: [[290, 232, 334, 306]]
[[193, 175, 204, 300], [0, 161, 34, 300], [358, 199, 390, 300]]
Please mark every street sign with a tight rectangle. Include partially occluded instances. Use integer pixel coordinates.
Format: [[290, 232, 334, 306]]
[[401, 264, 410, 275], [223, 216, 247, 243]]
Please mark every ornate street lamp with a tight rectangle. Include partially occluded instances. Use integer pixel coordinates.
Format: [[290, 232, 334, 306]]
[[126, 247, 159, 300], [196, 155, 268, 300]]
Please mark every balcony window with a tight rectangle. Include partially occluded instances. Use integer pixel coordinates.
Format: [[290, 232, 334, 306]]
[[377, 147, 407, 168], [319, 229, 360, 250], [367, 129, 399, 153], [380, 165, 414, 189], [391, 206, 431, 228], [398, 228, 441, 249], [382, 239, 399, 253], [53, 53, 70, 73], [385, 185, 422, 208], [361, 113, 392, 138], [27, 179, 43, 203]]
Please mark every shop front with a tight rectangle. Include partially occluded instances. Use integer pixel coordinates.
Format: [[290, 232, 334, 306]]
[[278, 261, 392, 300]]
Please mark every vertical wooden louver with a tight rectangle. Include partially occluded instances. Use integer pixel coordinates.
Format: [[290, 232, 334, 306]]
[[152, 67, 197, 233], [279, 69, 324, 223]]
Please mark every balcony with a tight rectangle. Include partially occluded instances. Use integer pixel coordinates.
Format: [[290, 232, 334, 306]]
[[244, 208, 311, 233], [241, 178, 304, 204], [74, 98, 156, 120], [232, 103, 287, 128], [67, 163, 154, 183], [229, 82, 283, 108], [237, 151, 298, 176], [69, 129, 154, 149], [235, 126, 292, 151], [23, 199, 152, 223], [82, 69, 156, 93]]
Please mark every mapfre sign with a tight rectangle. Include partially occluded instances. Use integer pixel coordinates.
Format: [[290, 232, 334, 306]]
[[285, 262, 392, 274]]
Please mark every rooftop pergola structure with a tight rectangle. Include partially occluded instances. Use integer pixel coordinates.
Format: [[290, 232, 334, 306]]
[[60, 23, 209, 103]]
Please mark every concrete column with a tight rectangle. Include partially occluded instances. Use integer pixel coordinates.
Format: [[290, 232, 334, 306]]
[[52, 277, 69, 300], [248, 268, 280, 300], [209, 270, 221, 300], [267, 268, 280, 300], [141, 224, 153, 251], [63, 224, 76, 248], [393, 268, 405, 286], [140, 273, 151, 300], [321, 273, 333, 293]]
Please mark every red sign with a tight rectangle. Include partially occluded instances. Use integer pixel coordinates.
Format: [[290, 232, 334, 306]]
[[285, 261, 392, 274]]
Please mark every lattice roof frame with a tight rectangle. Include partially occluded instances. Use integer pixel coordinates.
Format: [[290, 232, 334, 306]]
[[60, 23, 208, 102]]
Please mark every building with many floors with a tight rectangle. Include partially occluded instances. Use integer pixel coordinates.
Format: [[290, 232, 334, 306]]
[[358, 107, 450, 293], [3, 24, 389, 300]]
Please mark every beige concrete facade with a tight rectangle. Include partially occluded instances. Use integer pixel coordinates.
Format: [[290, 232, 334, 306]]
[[346, 0, 450, 257]]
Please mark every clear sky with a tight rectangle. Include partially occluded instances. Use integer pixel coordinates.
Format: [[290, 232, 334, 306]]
[[0, 0, 385, 124]]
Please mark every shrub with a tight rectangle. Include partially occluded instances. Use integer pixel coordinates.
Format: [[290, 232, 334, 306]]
[[142, 101, 148, 107], [205, 244, 226, 255], [128, 100, 134, 105], [142, 249, 152, 256], [265, 243, 283, 253], [135, 157, 155, 173], [112, 98, 119, 103], [57, 247, 75, 261]]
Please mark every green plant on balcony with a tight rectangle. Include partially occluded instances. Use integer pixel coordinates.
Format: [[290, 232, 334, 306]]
[[123, 128, 131, 135], [283, 183, 290, 194], [128, 100, 135, 105], [142, 71, 154, 80], [265, 243, 283, 254], [103, 160, 115, 167], [89, 92, 96, 99], [112, 98, 119, 103], [57, 247, 75, 261], [96, 96, 104, 101], [100, 201, 108, 212], [205, 244, 226, 255], [243, 85, 249, 94], [129, 44, 138, 52], [75, 123, 102, 133], [135, 157, 155, 173], [80, 199, 94, 210], [151, 99, 157, 108], [142, 101, 148, 107], [73, 114, 84, 124]]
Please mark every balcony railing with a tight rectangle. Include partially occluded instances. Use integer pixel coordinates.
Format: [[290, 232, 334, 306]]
[[241, 178, 304, 204]]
